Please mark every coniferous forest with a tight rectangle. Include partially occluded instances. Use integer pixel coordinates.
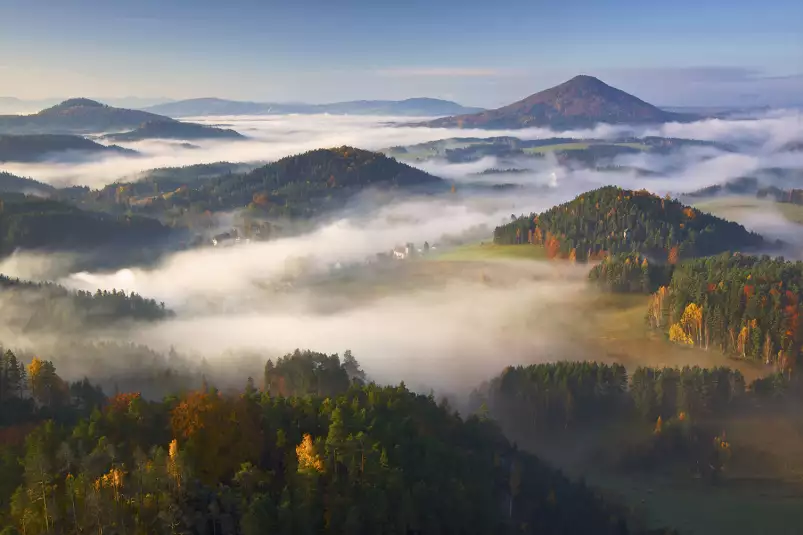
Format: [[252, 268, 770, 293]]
[[0, 350, 680, 535]]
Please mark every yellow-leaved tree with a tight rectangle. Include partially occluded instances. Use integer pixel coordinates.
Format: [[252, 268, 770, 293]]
[[296, 434, 325, 474], [680, 302, 704, 347], [669, 323, 694, 345]]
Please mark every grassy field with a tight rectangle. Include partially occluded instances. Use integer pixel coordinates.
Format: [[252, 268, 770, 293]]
[[693, 196, 803, 226]]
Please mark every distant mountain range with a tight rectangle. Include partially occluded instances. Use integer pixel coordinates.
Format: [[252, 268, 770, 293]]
[[0, 97, 173, 115], [101, 120, 244, 142], [142, 97, 483, 117], [0, 134, 136, 163], [422, 75, 697, 130], [0, 99, 246, 140]]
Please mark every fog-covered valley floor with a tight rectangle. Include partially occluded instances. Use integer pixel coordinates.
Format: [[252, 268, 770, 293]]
[[1, 109, 802, 395]]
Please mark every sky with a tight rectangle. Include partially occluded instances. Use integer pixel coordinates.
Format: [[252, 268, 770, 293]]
[[1, 0, 802, 107]]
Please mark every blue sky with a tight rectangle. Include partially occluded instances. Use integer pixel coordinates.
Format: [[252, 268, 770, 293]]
[[1, 0, 801, 107]]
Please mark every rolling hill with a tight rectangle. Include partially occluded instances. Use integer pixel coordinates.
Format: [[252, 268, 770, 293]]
[[144, 97, 483, 117], [0, 98, 171, 135], [423, 75, 695, 130], [101, 120, 245, 141], [83, 147, 446, 219], [0, 171, 55, 196], [0, 99, 244, 139], [495, 186, 766, 261], [0, 193, 172, 255], [0, 134, 136, 162]]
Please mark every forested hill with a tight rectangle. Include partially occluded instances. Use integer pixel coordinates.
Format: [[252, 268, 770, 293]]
[[0, 274, 171, 330], [0, 194, 171, 255], [0, 98, 170, 135], [102, 146, 447, 218], [101, 120, 244, 141], [0, 171, 55, 196], [494, 186, 766, 262], [0, 134, 135, 162], [0, 349, 674, 534]]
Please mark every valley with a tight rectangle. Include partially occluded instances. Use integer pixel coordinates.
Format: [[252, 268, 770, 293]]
[[0, 57, 801, 535]]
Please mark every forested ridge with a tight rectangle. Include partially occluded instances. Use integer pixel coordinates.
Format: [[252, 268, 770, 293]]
[[0, 350, 676, 535], [86, 147, 445, 219], [494, 186, 765, 262], [0, 194, 171, 255], [0, 135, 133, 163], [0, 274, 170, 330]]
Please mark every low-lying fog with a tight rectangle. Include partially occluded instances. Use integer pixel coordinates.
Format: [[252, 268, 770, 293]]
[[2, 109, 801, 190], [0, 109, 802, 394]]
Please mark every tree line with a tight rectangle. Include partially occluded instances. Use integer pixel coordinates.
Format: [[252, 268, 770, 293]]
[[0, 275, 171, 330]]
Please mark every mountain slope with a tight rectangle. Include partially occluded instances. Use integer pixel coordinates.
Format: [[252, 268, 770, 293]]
[[0, 134, 136, 162], [144, 97, 483, 117], [424, 75, 694, 130], [102, 120, 244, 141], [85, 147, 446, 219], [0, 98, 172, 135], [495, 186, 765, 261], [0, 171, 56, 196], [0, 193, 171, 255]]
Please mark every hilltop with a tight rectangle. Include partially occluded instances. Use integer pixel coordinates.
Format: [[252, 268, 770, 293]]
[[0, 134, 136, 162], [144, 97, 482, 117], [494, 186, 766, 261], [0, 98, 170, 135], [423, 75, 694, 130], [0, 99, 243, 138], [102, 119, 245, 141], [80, 147, 445, 220]]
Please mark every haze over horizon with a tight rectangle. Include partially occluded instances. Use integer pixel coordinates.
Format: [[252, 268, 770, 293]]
[[1, 0, 802, 108]]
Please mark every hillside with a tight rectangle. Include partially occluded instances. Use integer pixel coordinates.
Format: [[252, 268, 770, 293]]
[[102, 119, 244, 141], [85, 147, 446, 219], [0, 134, 135, 162], [0, 98, 171, 135], [0, 193, 171, 255], [494, 186, 766, 261], [0, 274, 171, 331], [0, 171, 55, 196], [144, 97, 483, 117], [0, 350, 672, 535], [423, 75, 694, 130]]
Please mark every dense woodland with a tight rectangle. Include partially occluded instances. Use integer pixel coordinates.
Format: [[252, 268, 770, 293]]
[[66, 148, 445, 222], [0, 194, 171, 255], [0, 350, 676, 535], [0, 135, 132, 163], [469, 361, 788, 481], [0, 173, 54, 196], [650, 254, 803, 370], [495, 187, 765, 262], [590, 253, 803, 371], [0, 275, 170, 331], [101, 121, 244, 142], [588, 253, 674, 293]]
